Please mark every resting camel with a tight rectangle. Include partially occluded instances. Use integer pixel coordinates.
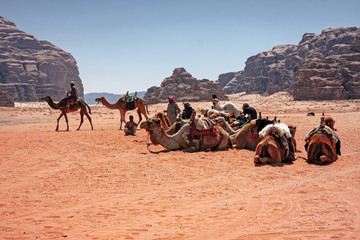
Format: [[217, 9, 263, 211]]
[[155, 112, 188, 135], [254, 123, 296, 164], [212, 100, 242, 118], [232, 118, 275, 150], [41, 96, 93, 131], [95, 96, 149, 129], [213, 117, 239, 135], [140, 117, 231, 152], [305, 117, 340, 164]]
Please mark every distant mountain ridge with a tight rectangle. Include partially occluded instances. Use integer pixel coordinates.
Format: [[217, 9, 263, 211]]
[[84, 91, 146, 104]]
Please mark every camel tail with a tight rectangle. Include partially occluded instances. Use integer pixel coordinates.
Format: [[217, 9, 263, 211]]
[[145, 102, 150, 115], [85, 102, 92, 114]]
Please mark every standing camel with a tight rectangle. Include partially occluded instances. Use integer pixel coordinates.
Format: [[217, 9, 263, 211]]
[[41, 96, 93, 131], [95, 96, 149, 129]]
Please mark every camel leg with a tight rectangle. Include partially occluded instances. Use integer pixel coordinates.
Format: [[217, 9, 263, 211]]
[[119, 109, 126, 130], [84, 110, 93, 130], [267, 144, 282, 164], [77, 111, 84, 131], [254, 143, 263, 163], [136, 108, 142, 127], [56, 112, 64, 131], [63, 113, 69, 131], [320, 143, 335, 163]]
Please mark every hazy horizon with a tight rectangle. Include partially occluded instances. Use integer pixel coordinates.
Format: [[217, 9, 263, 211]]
[[1, 0, 359, 94]]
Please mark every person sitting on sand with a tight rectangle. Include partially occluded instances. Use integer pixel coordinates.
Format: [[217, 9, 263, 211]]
[[124, 115, 138, 136]]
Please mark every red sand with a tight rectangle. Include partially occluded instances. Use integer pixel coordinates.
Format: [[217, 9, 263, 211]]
[[1, 94, 360, 239]]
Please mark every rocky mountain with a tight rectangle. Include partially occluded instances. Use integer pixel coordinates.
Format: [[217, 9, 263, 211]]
[[220, 27, 360, 100], [144, 68, 228, 104], [0, 16, 83, 102], [294, 28, 360, 100]]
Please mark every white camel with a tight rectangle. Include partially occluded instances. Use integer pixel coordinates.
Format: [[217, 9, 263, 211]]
[[212, 100, 242, 118]]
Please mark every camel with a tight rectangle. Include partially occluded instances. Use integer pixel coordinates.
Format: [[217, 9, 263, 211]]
[[306, 117, 339, 164], [95, 96, 149, 129], [254, 123, 295, 164], [140, 117, 231, 152], [213, 117, 239, 135], [212, 100, 242, 118], [232, 118, 274, 150], [155, 112, 188, 135], [201, 108, 230, 119], [41, 96, 93, 131]]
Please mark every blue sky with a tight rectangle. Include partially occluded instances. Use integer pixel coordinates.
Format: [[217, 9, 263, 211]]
[[1, 0, 359, 94]]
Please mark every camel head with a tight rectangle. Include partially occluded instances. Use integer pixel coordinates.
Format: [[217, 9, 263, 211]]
[[140, 117, 162, 131], [95, 97, 105, 103], [41, 96, 52, 102], [288, 124, 296, 137]]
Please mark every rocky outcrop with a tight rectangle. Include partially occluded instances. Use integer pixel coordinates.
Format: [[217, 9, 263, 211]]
[[0, 16, 83, 102], [144, 68, 228, 104], [223, 45, 299, 95], [0, 90, 14, 107], [221, 27, 360, 100], [294, 28, 360, 100]]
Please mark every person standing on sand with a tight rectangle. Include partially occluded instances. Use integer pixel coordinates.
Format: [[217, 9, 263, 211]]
[[164, 96, 180, 125], [181, 102, 195, 120]]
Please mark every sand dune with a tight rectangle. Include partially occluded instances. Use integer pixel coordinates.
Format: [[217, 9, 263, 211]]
[[1, 94, 360, 239]]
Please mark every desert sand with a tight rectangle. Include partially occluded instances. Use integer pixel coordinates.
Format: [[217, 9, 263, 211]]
[[1, 93, 360, 240]]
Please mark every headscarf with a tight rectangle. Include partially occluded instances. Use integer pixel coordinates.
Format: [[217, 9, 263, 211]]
[[168, 96, 176, 103]]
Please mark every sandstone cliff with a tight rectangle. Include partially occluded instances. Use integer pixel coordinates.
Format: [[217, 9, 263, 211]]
[[144, 68, 228, 104], [221, 27, 360, 100], [0, 16, 83, 102]]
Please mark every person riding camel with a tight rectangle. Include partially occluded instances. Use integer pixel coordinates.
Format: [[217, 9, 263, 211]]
[[305, 116, 341, 155], [61, 81, 78, 108]]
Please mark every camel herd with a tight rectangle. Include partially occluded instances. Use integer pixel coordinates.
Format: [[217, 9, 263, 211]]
[[41, 95, 340, 165]]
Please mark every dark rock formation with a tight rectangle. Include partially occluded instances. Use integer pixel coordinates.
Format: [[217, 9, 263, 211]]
[[144, 68, 228, 104], [0, 90, 14, 107], [221, 27, 360, 100], [0, 16, 83, 102]]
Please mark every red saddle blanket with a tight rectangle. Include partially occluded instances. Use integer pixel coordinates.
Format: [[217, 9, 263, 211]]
[[67, 98, 76, 106], [190, 127, 217, 139]]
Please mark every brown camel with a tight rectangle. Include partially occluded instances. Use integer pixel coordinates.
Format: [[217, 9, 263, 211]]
[[233, 118, 274, 150], [306, 117, 339, 164], [140, 117, 231, 152], [254, 123, 296, 164], [95, 96, 149, 129], [41, 96, 93, 131], [155, 112, 188, 135]]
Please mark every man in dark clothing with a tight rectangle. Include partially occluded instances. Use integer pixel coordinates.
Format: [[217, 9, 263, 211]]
[[181, 102, 195, 119], [61, 81, 78, 107], [243, 103, 257, 120]]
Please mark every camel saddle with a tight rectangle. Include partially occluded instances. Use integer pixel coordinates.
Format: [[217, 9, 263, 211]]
[[190, 117, 217, 139], [125, 95, 137, 110]]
